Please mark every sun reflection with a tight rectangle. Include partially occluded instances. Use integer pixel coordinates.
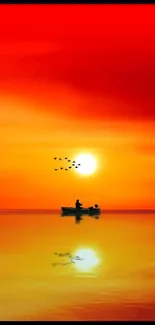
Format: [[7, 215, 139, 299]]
[[73, 248, 100, 272]]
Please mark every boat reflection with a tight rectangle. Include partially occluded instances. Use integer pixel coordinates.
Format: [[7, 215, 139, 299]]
[[75, 213, 83, 224], [61, 212, 100, 223]]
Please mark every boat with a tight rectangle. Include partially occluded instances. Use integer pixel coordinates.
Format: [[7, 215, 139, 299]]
[[61, 207, 101, 215]]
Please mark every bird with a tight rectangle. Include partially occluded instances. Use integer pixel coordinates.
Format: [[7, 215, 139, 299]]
[[54, 157, 57, 160], [54, 169, 58, 171], [68, 160, 71, 162], [65, 169, 68, 171], [72, 163, 75, 166], [69, 166, 72, 169], [65, 157, 68, 159], [60, 167, 63, 170], [72, 160, 75, 163], [75, 166, 78, 169], [59, 158, 62, 160], [78, 164, 81, 166]]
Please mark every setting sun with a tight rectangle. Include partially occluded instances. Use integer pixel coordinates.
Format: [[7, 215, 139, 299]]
[[74, 154, 97, 176]]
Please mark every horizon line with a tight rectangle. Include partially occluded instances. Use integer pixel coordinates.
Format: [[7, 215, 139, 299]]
[[0, 208, 155, 214]]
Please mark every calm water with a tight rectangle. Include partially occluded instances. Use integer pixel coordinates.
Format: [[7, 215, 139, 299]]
[[0, 212, 155, 320]]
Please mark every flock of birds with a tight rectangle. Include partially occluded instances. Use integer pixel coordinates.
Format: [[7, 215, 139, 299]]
[[53, 157, 81, 171]]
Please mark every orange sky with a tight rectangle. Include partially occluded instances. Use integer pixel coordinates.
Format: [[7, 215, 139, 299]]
[[0, 4, 155, 209]]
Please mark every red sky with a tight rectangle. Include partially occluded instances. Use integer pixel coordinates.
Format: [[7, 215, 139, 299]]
[[0, 4, 155, 120], [0, 4, 155, 209]]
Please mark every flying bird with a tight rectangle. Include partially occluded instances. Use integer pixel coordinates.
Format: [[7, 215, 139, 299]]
[[54, 157, 57, 160], [78, 164, 81, 166], [75, 166, 78, 169], [60, 167, 63, 170], [54, 169, 58, 171], [72, 160, 75, 163], [59, 158, 62, 160], [65, 169, 68, 171], [68, 160, 71, 162], [69, 166, 72, 169], [65, 157, 68, 159]]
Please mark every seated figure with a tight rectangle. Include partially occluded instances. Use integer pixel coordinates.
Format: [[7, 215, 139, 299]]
[[75, 199, 82, 209]]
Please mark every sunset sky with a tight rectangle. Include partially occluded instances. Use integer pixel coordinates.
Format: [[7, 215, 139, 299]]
[[0, 4, 155, 209]]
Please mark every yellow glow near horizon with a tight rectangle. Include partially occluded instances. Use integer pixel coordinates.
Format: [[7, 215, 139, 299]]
[[74, 153, 97, 175], [73, 248, 100, 272]]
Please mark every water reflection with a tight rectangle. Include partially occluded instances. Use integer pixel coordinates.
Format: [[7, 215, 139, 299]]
[[1, 212, 154, 320], [73, 248, 100, 272], [61, 212, 100, 224], [75, 213, 83, 224], [51, 248, 100, 274], [52, 252, 86, 267]]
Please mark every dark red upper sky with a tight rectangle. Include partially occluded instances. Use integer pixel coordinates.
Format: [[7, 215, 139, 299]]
[[0, 4, 155, 121]]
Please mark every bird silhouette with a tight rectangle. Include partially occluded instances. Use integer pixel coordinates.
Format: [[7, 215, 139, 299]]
[[65, 169, 68, 171], [59, 158, 62, 160], [78, 164, 81, 166], [69, 166, 72, 169], [54, 157, 57, 160], [75, 166, 78, 169], [68, 160, 71, 162], [54, 169, 58, 171], [60, 167, 63, 170], [72, 160, 75, 163], [65, 157, 68, 159]]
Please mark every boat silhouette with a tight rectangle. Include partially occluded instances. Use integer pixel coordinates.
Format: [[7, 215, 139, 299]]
[[61, 206, 100, 216]]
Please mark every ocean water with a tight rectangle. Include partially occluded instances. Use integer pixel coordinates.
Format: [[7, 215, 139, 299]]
[[0, 211, 155, 320]]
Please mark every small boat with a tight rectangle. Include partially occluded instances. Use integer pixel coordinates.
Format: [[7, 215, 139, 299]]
[[61, 207, 101, 215]]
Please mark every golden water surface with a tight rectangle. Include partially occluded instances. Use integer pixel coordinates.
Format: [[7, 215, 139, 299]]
[[0, 212, 155, 320]]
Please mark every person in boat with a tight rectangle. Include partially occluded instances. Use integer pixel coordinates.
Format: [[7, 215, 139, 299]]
[[89, 204, 99, 210], [75, 199, 82, 209]]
